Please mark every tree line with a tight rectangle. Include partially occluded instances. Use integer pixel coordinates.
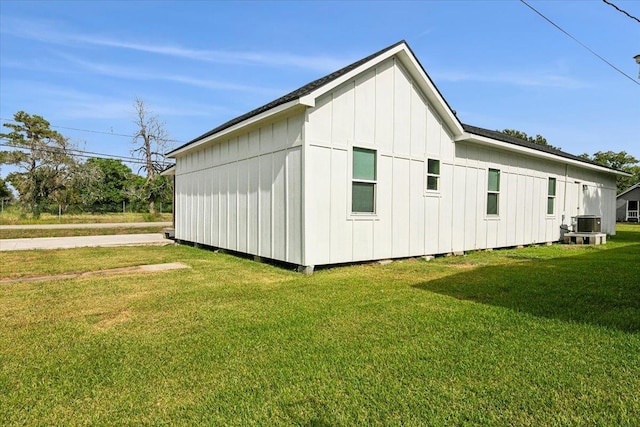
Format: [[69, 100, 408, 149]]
[[0, 100, 173, 218]]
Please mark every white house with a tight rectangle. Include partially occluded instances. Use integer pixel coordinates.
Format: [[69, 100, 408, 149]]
[[616, 184, 640, 222], [167, 41, 622, 273]]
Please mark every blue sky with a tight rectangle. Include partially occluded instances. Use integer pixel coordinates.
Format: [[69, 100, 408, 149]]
[[1, 0, 639, 175]]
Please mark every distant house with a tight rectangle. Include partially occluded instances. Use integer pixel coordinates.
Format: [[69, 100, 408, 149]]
[[167, 40, 623, 272], [617, 184, 640, 222]]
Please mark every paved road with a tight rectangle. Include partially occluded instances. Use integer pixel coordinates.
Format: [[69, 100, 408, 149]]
[[0, 233, 172, 251], [0, 222, 172, 230]]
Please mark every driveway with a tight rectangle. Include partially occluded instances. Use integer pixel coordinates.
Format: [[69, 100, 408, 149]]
[[0, 233, 172, 251]]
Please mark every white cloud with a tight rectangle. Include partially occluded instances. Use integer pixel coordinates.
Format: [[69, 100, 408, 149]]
[[1, 80, 228, 120], [431, 68, 588, 89], [51, 53, 281, 95], [1, 16, 350, 72]]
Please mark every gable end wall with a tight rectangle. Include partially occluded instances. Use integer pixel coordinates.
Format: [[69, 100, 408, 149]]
[[302, 57, 617, 267]]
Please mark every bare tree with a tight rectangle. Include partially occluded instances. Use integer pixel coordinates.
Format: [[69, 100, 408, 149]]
[[131, 98, 171, 215]]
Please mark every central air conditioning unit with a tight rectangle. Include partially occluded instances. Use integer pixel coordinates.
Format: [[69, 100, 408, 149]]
[[575, 215, 601, 233]]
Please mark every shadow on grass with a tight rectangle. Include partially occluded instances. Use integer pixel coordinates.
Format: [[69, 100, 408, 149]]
[[413, 241, 640, 333]]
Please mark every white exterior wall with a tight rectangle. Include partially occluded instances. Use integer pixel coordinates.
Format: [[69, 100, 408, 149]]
[[302, 57, 617, 267], [174, 112, 304, 265]]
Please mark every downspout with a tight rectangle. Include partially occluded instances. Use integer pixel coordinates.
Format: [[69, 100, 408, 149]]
[[172, 175, 176, 228], [560, 163, 570, 236], [562, 163, 568, 225]]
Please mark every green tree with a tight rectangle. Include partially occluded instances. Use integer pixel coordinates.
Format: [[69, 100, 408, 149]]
[[76, 158, 134, 212], [0, 111, 75, 217], [0, 177, 12, 200], [131, 98, 171, 216], [580, 150, 639, 193], [501, 129, 561, 150]]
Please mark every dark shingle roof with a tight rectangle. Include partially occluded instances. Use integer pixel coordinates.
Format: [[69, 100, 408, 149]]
[[168, 40, 407, 155], [461, 124, 616, 171], [617, 183, 640, 197], [168, 41, 620, 175]]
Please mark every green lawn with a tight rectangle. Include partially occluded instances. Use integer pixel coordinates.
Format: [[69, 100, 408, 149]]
[[1, 225, 639, 425], [0, 209, 172, 225], [0, 225, 167, 239]]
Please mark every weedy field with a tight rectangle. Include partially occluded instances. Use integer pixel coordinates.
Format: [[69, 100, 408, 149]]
[[1, 224, 638, 425], [0, 208, 172, 225]]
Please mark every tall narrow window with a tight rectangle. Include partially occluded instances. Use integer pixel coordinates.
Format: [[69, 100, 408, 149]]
[[487, 168, 500, 215], [352, 147, 376, 213], [427, 159, 440, 191], [547, 177, 556, 215]]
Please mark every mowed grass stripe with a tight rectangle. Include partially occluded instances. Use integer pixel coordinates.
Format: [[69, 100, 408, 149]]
[[0, 225, 167, 239], [0, 225, 638, 425]]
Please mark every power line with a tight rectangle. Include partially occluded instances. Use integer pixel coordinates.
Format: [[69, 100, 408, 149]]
[[520, 0, 640, 87], [0, 117, 186, 144], [0, 141, 173, 167], [1, 140, 147, 164], [602, 0, 640, 24]]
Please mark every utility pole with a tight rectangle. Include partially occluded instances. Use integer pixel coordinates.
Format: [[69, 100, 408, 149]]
[[635, 55, 640, 79]]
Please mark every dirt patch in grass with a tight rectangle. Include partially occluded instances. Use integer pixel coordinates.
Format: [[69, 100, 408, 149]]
[[445, 263, 476, 269], [0, 262, 191, 284], [93, 309, 132, 331]]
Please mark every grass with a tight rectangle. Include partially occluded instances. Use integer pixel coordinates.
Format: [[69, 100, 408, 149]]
[[0, 207, 172, 225], [0, 224, 639, 425], [0, 225, 166, 239]]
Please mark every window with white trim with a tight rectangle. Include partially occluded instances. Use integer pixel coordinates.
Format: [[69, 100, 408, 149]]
[[352, 147, 376, 213], [547, 177, 556, 215], [426, 159, 440, 191], [487, 168, 500, 215]]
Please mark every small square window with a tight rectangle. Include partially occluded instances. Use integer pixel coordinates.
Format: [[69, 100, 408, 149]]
[[352, 182, 375, 213], [353, 148, 376, 181], [427, 159, 440, 191]]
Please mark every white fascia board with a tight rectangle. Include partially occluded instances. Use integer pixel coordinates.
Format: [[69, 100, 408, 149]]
[[299, 43, 406, 107], [168, 99, 302, 158], [458, 132, 630, 176], [160, 165, 176, 176]]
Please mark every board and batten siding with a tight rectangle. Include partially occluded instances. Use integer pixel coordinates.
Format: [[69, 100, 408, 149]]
[[304, 57, 457, 266], [174, 112, 304, 265], [302, 56, 616, 267]]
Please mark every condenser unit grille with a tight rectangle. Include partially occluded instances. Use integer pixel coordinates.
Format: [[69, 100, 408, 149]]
[[576, 215, 601, 233]]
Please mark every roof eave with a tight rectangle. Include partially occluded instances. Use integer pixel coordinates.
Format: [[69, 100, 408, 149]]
[[299, 43, 406, 107], [160, 165, 176, 176], [457, 132, 629, 176], [167, 99, 304, 158]]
